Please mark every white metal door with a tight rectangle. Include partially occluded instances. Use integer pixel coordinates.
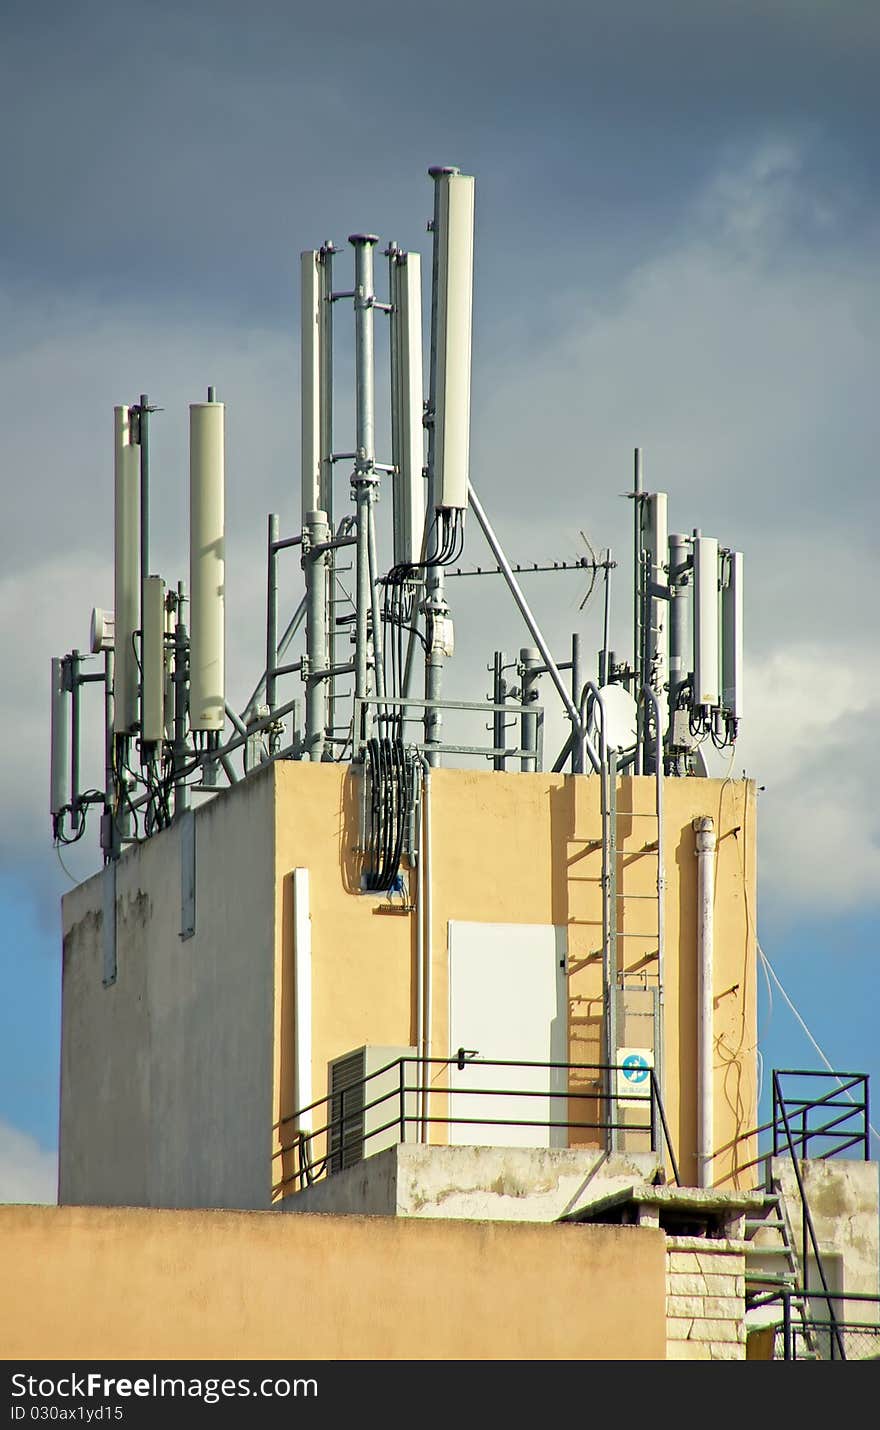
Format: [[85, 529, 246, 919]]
[[447, 921, 567, 1147]]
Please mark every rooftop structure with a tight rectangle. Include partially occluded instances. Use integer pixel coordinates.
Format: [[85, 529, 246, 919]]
[[36, 164, 878, 1363]]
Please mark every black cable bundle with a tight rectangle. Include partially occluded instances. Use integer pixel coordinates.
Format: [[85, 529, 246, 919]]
[[378, 509, 466, 739], [363, 736, 408, 892]]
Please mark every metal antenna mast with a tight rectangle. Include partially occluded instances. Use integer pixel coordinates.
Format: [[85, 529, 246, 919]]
[[350, 235, 381, 742]]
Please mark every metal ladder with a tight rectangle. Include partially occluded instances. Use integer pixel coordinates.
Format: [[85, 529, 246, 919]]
[[605, 689, 666, 1152], [745, 1181, 819, 1359]]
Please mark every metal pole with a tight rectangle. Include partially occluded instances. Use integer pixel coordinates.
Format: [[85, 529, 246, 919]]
[[520, 647, 540, 772], [608, 747, 619, 1150], [350, 234, 379, 748], [102, 649, 118, 860], [468, 480, 602, 773], [492, 651, 507, 772], [367, 500, 386, 712], [266, 514, 279, 719], [304, 510, 330, 761], [668, 532, 690, 773], [632, 449, 643, 773], [602, 550, 612, 684], [694, 815, 716, 1187], [138, 394, 151, 770], [319, 246, 337, 741], [69, 650, 81, 838], [571, 633, 583, 773], [423, 167, 458, 766], [173, 582, 190, 816]]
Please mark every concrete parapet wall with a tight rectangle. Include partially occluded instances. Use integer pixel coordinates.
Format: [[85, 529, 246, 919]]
[[280, 1144, 662, 1221], [0, 1205, 667, 1361]]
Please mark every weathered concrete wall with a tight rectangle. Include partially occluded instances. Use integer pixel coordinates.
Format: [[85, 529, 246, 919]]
[[666, 1237, 747, 1361], [772, 1156, 880, 1301], [0, 1205, 667, 1360], [60, 768, 277, 1209], [280, 1144, 662, 1220]]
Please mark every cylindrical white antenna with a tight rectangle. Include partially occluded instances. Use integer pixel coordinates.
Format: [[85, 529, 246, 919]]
[[642, 492, 668, 700], [432, 170, 474, 510], [50, 657, 70, 819], [141, 575, 166, 743], [113, 405, 140, 734], [189, 397, 226, 731], [390, 249, 426, 565], [301, 250, 322, 525], [693, 534, 719, 709], [722, 551, 743, 722]]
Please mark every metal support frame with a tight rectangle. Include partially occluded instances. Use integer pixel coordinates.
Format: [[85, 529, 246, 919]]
[[469, 480, 601, 774]]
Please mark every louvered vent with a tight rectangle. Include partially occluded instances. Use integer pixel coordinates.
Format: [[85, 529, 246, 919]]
[[327, 1045, 418, 1173]]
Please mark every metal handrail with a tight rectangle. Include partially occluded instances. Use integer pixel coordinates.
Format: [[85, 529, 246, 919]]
[[277, 1055, 680, 1193], [747, 1287, 880, 1361]]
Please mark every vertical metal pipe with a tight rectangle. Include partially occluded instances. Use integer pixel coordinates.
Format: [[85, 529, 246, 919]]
[[642, 685, 666, 1113], [266, 514, 279, 717], [423, 169, 459, 765], [632, 449, 643, 773], [694, 815, 716, 1187], [139, 391, 150, 608], [367, 500, 385, 706], [519, 647, 540, 772], [50, 656, 71, 828], [418, 754, 433, 1139], [173, 582, 190, 817], [492, 651, 507, 772], [137, 395, 151, 772], [69, 650, 81, 837], [320, 247, 337, 741], [570, 633, 583, 773], [607, 747, 619, 1149], [668, 532, 690, 768], [350, 235, 379, 736], [102, 649, 117, 859], [305, 510, 330, 761], [602, 551, 612, 684]]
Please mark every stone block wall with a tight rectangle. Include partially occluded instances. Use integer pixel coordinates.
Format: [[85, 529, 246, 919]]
[[666, 1236, 747, 1360]]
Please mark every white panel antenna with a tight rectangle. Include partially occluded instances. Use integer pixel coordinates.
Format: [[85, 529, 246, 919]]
[[301, 250, 322, 525], [721, 551, 744, 722], [189, 399, 226, 731], [113, 405, 140, 734], [390, 250, 426, 565], [50, 656, 70, 819], [433, 171, 474, 510], [692, 534, 719, 709], [642, 492, 668, 698], [141, 575, 166, 743]]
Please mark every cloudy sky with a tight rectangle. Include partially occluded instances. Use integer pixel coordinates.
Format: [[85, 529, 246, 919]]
[[2, 0, 878, 1197]]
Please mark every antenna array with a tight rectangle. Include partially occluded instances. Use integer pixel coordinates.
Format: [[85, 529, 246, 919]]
[[49, 165, 746, 873]]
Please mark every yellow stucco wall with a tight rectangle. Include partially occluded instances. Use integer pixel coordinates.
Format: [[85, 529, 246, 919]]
[[0, 1206, 667, 1360], [272, 764, 757, 1197]]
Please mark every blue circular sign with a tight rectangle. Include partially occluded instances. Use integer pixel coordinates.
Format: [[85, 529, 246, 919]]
[[622, 1054, 650, 1084]]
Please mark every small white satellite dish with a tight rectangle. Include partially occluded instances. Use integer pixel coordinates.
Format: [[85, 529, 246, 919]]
[[588, 683, 639, 753]]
